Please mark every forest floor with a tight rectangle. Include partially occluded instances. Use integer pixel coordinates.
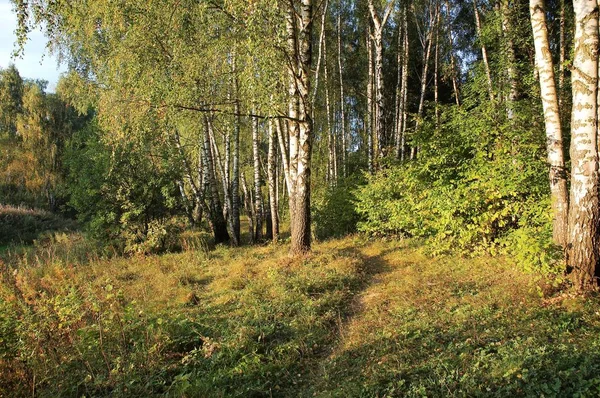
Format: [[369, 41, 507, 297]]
[[2, 229, 600, 397]]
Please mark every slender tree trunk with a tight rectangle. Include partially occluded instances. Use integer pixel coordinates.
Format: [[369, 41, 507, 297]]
[[445, 0, 460, 106], [312, 0, 327, 122], [276, 118, 292, 196], [231, 56, 241, 245], [400, 9, 409, 161], [568, 0, 599, 290], [337, 12, 347, 178], [394, 36, 401, 153], [501, 0, 518, 118], [241, 172, 254, 243], [415, 3, 436, 157], [322, 8, 336, 185], [268, 118, 279, 243], [173, 129, 204, 226], [394, 5, 404, 159], [178, 180, 195, 225], [367, 26, 374, 173], [530, 0, 568, 247], [434, 3, 440, 126], [286, 0, 300, 250], [203, 117, 230, 244], [207, 117, 238, 245], [473, 0, 494, 102], [368, 0, 393, 160], [252, 113, 264, 242], [223, 126, 230, 189]]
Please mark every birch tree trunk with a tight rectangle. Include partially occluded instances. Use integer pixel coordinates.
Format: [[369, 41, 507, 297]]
[[207, 117, 237, 243], [368, 0, 393, 160], [445, 0, 460, 106], [337, 12, 347, 178], [321, 5, 336, 185], [173, 129, 200, 225], [241, 172, 254, 242], [414, 3, 436, 157], [394, 8, 403, 157], [284, 0, 313, 255], [252, 114, 263, 242], [203, 117, 230, 244], [501, 0, 518, 118], [400, 9, 409, 161], [567, 0, 599, 290], [367, 26, 374, 173], [434, 4, 440, 126], [558, 0, 565, 110], [231, 56, 241, 245], [291, 0, 313, 254], [529, 0, 568, 247], [312, 0, 326, 122], [473, 0, 494, 102], [268, 118, 279, 243]]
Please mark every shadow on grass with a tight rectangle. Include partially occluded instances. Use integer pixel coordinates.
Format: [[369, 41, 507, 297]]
[[0, 204, 78, 246], [305, 251, 600, 397]]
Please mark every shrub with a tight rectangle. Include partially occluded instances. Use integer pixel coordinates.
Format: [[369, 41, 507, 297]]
[[354, 98, 554, 274], [313, 176, 363, 240]]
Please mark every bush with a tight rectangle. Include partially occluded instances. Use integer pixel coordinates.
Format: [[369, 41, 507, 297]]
[[65, 120, 184, 254], [354, 98, 555, 274], [313, 176, 363, 240], [122, 217, 185, 255]]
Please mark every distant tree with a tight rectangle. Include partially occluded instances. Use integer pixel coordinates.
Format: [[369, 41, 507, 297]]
[[0, 65, 24, 137]]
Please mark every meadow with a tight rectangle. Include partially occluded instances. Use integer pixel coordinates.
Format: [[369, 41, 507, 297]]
[[2, 220, 600, 397]]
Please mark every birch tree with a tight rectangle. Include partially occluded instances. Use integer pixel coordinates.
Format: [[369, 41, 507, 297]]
[[567, 0, 599, 290], [282, 0, 314, 254], [473, 0, 494, 101], [529, 0, 568, 247], [368, 0, 394, 161]]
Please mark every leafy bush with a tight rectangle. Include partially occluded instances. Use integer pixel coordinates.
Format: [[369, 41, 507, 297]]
[[122, 217, 185, 254], [499, 197, 564, 277], [313, 176, 363, 240], [65, 120, 184, 254], [354, 99, 556, 275]]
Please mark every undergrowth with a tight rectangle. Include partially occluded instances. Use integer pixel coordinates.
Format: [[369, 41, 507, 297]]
[[0, 205, 78, 246], [1, 234, 600, 397]]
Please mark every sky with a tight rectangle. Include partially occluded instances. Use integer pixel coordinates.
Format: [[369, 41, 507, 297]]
[[0, 0, 66, 91]]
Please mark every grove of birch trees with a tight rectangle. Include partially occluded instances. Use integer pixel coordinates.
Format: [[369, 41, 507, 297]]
[[5, 0, 600, 290]]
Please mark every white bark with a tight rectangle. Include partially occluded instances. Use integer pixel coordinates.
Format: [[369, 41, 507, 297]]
[[530, 0, 568, 247], [568, 0, 599, 290], [368, 0, 393, 160], [473, 0, 494, 102], [337, 12, 347, 178]]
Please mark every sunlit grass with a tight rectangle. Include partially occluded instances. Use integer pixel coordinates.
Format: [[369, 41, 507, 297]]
[[2, 233, 600, 397]]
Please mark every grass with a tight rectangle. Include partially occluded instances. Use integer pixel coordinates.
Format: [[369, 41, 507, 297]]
[[2, 233, 600, 397], [0, 204, 78, 246]]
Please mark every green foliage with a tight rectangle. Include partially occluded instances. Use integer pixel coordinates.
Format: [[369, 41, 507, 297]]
[[0, 65, 24, 137], [499, 197, 564, 278], [355, 99, 557, 275], [0, 72, 86, 211], [65, 119, 184, 254], [313, 176, 364, 240]]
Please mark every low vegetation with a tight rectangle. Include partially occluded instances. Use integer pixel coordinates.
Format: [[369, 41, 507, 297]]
[[0, 205, 77, 247], [2, 233, 600, 397]]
